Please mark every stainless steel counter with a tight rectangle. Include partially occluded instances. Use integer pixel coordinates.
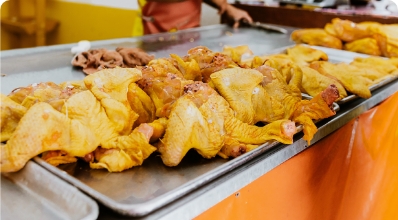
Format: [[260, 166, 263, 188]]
[[1, 24, 294, 94], [1, 24, 397, 220]]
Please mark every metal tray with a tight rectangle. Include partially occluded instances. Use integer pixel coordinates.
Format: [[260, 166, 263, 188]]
[[1, 161, 99, 220], [33, 100, 339, 217], [266, 44, 398, 105], [34, 141, 280, 217]]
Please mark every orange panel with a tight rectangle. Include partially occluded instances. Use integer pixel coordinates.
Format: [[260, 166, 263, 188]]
[[196, 92, 398, 220]]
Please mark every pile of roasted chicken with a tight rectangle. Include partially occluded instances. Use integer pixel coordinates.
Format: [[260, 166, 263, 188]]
[[291, 18, 398, 58], [1, 45, 343, 173]]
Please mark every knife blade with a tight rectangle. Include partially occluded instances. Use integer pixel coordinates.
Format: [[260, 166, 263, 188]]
[[244, 21, 288, 34]]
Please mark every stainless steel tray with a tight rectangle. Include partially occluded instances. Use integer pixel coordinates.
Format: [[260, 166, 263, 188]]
[[267, 44, 398, 105], [34, 141, 280, 217], [1, 161, 99, 220]]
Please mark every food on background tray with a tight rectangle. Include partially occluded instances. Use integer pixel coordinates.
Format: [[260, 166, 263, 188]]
[[343, 38, 382, 56], [243, 45, 398, 101], [290, 28, 343, 49], [0, 45, 340, 173], [291, 18, 398, 58], [72, 47, 155, 75], [324, 18, 371, 42]]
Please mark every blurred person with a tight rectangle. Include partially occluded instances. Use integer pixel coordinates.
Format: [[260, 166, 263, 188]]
[[139, 0, 253, 34]]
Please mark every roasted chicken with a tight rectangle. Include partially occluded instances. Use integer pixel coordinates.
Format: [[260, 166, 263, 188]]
[[286, 44, 329, 66], [344, 38, 382, 56], [158, 82, 297, 166], [324, 18, 371, 42], [291, 19, 398, 58], [291, 28, 343, 49]]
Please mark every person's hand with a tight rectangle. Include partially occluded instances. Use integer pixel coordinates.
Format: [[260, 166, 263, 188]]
[[224, 4, 253, 29], [207, 0, 228, 14]]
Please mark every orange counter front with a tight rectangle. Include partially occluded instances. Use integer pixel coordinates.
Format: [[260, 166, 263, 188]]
[[196, 91, 398, 220]]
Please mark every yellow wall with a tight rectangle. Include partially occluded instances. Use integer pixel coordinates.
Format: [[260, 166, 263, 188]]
[[1, 0, 142, 50]]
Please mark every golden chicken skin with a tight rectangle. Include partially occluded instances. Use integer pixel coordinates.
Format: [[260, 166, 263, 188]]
[[344, 38, 382, 56], [158, 82, 297, 166], [286, 44, 329, 66], [291, 28, 343, 49], [0, 94, 27, 142], [310, 61, 372, 99], [0, 102, 99, 173], [299, 66, 347, 101], [324, 18, 371, 42]]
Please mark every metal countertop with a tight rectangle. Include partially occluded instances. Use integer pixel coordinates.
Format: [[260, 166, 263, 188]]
[[1, 24, 294, 94]]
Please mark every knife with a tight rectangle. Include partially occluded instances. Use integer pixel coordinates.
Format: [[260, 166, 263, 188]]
[[243, 21, 288, 34]]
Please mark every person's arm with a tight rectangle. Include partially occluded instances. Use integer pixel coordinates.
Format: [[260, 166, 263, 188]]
[[203, 0, 253, 28]]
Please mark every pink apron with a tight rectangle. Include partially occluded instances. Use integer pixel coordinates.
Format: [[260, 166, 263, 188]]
[[142, 0, 202, 35]]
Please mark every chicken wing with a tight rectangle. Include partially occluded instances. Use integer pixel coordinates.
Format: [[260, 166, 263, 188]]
[[291, 85, 339, 143], [90, 123, 156, 172]]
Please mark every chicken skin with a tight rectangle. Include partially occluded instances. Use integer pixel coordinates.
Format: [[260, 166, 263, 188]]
[[310, 61, 372, 98], [324, 18, 371, 42], [0, 102, 98, 172], [291, 28, 343, 49], [0, 94, 27, 142], [158, 82, 296, 166], [286, 44, 329, 66], [300, 66, 347, 101], [344, 38, 382, 56]]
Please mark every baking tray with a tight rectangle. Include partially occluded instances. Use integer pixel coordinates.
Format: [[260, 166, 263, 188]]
[[265, 44, 398, 105], [34, 141, 280, 217], [1, 161, 99, 220]]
